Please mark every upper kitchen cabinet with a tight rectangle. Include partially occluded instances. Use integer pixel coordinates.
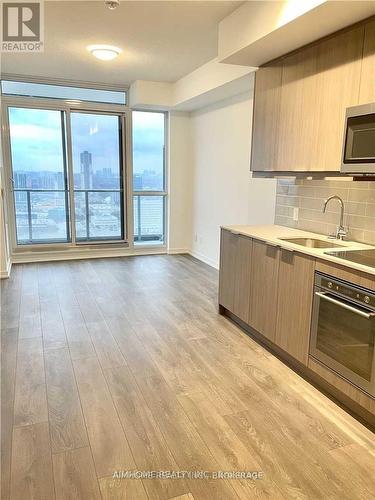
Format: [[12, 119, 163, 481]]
[[359, 19, 375, 103], [251, 63, 282, 172], [276, 44, 318, 171], [251, 21, 368, 173], [313, 26, 364, 171]]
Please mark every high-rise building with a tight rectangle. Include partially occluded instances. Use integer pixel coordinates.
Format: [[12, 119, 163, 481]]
[[133, 173, 143, 190], [80, 150, 93, 189], [41, 171, 57, 189], [15, 172, 27, 189]]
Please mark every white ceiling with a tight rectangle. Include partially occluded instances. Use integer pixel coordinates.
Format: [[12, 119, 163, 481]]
[[1, 1, 241, 86]]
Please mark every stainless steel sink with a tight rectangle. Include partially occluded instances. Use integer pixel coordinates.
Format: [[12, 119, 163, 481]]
[[279, 237, 345, 249]]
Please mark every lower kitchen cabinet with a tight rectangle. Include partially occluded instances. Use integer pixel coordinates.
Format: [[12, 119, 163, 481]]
[[219, 229, 252, 323], [219, 233, 315, 364], [219, 230, 374, 425], [274, 249, 316, 364], [219, 229, 237, 312], [248, 240, 280, 342]]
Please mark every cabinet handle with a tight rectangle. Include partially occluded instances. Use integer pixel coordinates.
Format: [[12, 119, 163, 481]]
[[315, 292, 375, 319]]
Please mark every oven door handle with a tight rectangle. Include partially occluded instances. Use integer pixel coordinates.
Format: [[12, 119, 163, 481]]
[[315, 292, 375, 319]]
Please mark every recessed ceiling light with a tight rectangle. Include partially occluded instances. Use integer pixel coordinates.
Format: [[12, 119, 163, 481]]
[[88, 45, 121, 61]]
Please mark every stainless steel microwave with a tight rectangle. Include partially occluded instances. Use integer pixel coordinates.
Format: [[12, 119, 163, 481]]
[[341, 102, 375, 174]]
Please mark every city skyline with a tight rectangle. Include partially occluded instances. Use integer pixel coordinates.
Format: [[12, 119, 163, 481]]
[[13, 160, 164, 244], [9, 108, 165, 179], [13, 164, 163, 191]]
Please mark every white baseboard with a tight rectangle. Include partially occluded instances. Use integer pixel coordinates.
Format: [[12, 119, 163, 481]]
[[0, 258, 12, 279], [167, 248, 190, 255], [6, 246, 218, 272], [188, 250, 218, 270]]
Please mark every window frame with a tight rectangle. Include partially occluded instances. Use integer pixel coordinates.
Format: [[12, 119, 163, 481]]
[[9, 107, 72, 245], [1, 80, 127, 105], [69, 109, 127, 244], [2, 94, 133, 252], [131, 109, 168, 247]]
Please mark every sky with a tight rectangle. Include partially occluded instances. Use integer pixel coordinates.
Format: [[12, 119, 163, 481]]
[[9, 107, 165, 180], [9, 107, 65, 174], [132, 110, 164, 176], [70, 112, 120, 178]]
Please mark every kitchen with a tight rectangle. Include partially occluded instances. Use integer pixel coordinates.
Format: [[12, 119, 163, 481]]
[[1, 2, 375, 499], [219, 12, 375, 432]]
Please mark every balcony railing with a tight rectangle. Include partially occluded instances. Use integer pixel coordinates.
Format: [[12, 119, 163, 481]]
[[13, 188, 165, 245], [73, 189, 123, 241], [13, 188, 123, 244], [133, 194, 164, 244], [14, 188, 70, 243]]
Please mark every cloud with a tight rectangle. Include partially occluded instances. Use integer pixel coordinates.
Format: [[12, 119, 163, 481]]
[[8, 108, 165, 177]]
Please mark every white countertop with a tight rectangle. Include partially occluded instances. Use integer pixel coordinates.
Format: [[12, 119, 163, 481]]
[[221, 224, 375, 277]]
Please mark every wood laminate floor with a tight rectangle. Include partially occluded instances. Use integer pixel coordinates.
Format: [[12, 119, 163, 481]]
[[1, 255, 375, 500]]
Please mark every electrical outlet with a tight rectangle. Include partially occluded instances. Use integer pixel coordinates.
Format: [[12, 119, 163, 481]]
[[293, 207, 299, 221]]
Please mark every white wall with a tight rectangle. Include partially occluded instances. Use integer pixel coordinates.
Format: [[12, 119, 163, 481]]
[[129, 59, 254, 112], [129, 80, 174, 109], [173, 58, 253, 107], [167, 111, 192, 253], [218, 0, 326, 61], [189, 87, 276, 268]]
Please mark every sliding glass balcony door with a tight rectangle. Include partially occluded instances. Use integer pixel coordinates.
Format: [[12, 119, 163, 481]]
[[70, 112, 124, 242], [7, 106, 126, 246], [8, 107, 70, 244]]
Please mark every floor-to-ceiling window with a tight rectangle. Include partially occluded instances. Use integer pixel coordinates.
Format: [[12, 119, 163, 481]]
[[3, 81, 130, 249], [132, 111, 166, 245], [3, 82, 169, 252]]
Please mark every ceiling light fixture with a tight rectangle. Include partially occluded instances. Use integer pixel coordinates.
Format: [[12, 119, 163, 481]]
[[104, 0, 119, 10], [88, 45, 121, 61]]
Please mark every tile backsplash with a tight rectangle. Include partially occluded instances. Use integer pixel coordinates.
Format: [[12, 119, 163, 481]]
[[275, 179, 375, 244]]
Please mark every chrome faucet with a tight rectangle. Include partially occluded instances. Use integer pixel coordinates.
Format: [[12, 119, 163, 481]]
[[322, 195, 347, 240]]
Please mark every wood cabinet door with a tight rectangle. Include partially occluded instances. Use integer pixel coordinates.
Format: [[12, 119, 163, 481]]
[[233, 235, 252, 323], [276, 44, 318, 171], [313, 26, 364, 171], [219, 229, 237, 312], [251, 63, 282, 172], [219, 230, 252, 323], [275, 25, 363, 172], [248, 240, 279, 342], [359, 19, 375, 104], [275, 250, 315, 365]]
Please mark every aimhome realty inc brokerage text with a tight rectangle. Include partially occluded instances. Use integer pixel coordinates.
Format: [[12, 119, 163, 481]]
[[112, 470, 265, 480]]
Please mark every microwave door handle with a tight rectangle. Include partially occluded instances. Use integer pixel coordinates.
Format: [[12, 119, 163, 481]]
[[315, 292, 375, 319]]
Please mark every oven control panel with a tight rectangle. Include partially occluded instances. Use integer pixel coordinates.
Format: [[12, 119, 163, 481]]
[[318, 274, 375, 311]]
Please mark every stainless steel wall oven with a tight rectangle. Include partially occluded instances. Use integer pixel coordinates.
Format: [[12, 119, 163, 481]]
[[310, 272, 375, 397]]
